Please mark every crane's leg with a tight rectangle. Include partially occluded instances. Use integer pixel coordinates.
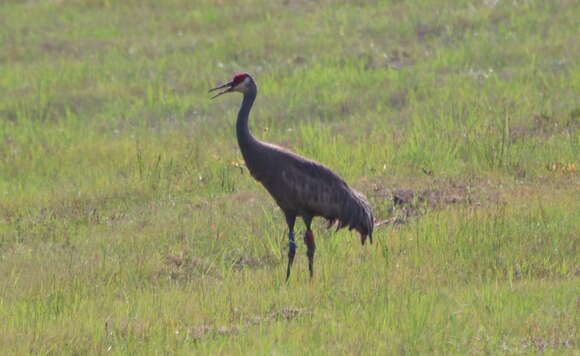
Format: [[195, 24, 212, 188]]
[[303, 215, 316, 279], [285, 213, 297, 281]]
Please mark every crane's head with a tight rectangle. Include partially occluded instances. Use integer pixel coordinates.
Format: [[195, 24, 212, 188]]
[[209, 72, 254, 99]]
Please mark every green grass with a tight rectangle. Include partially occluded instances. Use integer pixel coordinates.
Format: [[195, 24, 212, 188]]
[[0, 0, 578, 354]]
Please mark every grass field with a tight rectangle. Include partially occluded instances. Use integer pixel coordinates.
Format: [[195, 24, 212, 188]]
[[1, 0, 579, 354]]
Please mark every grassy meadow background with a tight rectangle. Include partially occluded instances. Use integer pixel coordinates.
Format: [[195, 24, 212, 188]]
[[1, 0, 579, 354]]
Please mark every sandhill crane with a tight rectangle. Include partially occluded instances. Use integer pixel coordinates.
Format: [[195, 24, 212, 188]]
[[209, 73, 374, 280]]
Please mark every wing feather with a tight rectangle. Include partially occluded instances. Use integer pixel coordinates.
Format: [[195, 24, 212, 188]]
[[253, 144, 373, 243], [278, 154, 373, 240], [280, 157, 349, 216]]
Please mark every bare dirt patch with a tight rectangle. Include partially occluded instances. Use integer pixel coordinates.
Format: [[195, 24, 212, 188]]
[[369, 180, 496, 227], [189, 306, 305, 341], [360, 48, 415, 71], [162, 253, 219, 282], [520, 334, 576, 353], [232, 255, 276, 271], [391, 185, 472, 208]]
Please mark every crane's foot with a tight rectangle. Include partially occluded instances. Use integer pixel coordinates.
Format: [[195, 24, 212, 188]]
[[305, 230, 316, 279], [286, 232, 296, 281]]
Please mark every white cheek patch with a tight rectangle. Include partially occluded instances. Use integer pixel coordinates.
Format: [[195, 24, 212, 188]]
[[235, 76, 251, 92], [240, 76, 251, 89]]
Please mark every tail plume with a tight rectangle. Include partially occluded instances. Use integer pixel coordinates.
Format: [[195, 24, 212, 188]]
[[326, 189, 374, 245]]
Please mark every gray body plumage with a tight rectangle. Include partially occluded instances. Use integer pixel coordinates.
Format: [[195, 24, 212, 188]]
[[236, 79, 373, 244]]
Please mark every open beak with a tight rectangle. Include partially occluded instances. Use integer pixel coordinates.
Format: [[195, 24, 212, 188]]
[[208, 81, 233, 99]]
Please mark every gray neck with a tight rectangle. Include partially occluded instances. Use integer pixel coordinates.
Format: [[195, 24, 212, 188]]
[[236, 85, 258, 151]]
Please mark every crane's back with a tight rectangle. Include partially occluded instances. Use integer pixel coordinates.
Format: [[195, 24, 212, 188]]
[[243, 139, 374, 243]]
